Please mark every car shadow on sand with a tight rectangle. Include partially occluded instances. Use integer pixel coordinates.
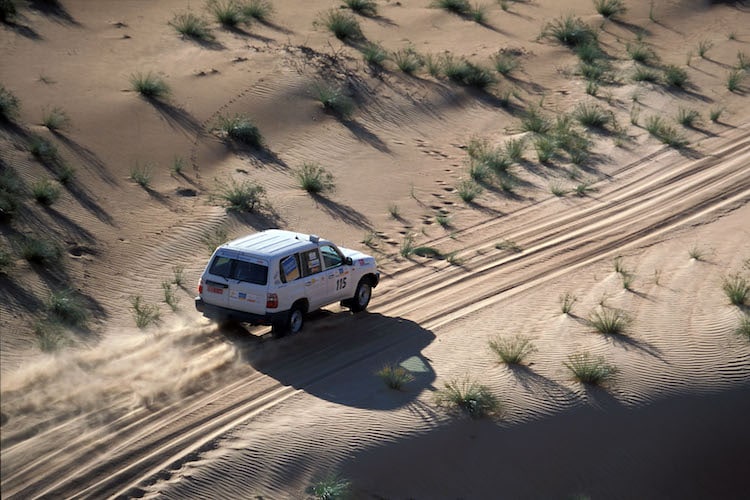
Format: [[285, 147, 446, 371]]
[[220, 311, 437, 410]]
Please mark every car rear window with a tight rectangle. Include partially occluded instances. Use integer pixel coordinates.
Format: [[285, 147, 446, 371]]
[[208, 256, 268, 285]]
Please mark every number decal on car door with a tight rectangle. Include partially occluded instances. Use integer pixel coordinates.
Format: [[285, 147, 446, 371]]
[[336, 277, 347, 290]]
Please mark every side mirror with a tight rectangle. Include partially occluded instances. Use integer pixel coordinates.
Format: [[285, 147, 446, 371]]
[[345, 257, 353, 266]]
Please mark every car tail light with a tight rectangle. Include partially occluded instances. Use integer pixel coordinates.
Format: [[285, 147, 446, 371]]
[[266, 293, 278, 309], [198, 280, 203, 294]]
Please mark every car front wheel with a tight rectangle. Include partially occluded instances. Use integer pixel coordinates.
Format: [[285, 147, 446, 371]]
[[349, 280, 372, 312]]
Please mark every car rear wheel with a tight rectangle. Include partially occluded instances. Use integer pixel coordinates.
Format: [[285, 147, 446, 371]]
[[349, 280, 372, 312], [272, 303, 305, 337]]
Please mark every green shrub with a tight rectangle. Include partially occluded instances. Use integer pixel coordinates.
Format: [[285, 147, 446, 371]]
[[376, 363, 415, 389], [588, 308, 630, 335], [632, 65, 660, 83], [697, 39, 713, 58], [0, 84, 19, 121], [467, 137, 510, 172], [413, 246, 442, 258], [663, 64, 689, 88], [216, 178, 265, 212], [129, 163, 153, 188], [308, 474, 351, 500], [626, 42, 657, 64], [35, 321, 69, 353], [310, 81, 354, 119], [564, 352, 618, 385], [31, 179, 61, 206], [709, 107, 723, 122], [722, 274, 748, 306], [208, 0, 245, 27], [470, 3, 487, 23], [172, 265, 185, 286], [534, 135, 557, 163], [170, 12, 213, 40], [593, 0, 626, 19], [47, 289, 88, 328], [29, 135, 59, 162], [560, 291, 578, 314], [130, 295, 161, 329], [495, 239, 521, 252], [434, 376, 501, 418], [41, 106, 70, 131], [162, 281, 180, 311], [361, 42, 388, 66], [494, 52, 520, 76], [318, 8, 362, 41], [443, 56, 495, 88], [216, 113, 263, 146], [130, 72, 170, 99], [489, 335, 536, 364], [0, 247, 13, 273], [573, 102, 610, 129], [399, 233, 415, 257], [343, 0, 377, 16], [431, 0, 472, 15], [0, 169, 23, 221], [737, 315, 750, 340], [579, 60, 608, 82], [241, 0, 273, 21], [726, 69, 745, 92], [296, 162, 335, 194], [21, 237, 61, 265], [392, 48, 423, 74], [676, 108, 699, 128], [469, 161, 490, 183], [576, 41, 605, 64], [542, 14, 596, 48], [504, 137, 525, 163], [456, 178, 481, 203], [644, 115, 687, 148], [520, 106, 551, 134], [737, 51, 749, 70]]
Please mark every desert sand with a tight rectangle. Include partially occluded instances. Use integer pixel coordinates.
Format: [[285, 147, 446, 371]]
[[1, 0, 749, 498]]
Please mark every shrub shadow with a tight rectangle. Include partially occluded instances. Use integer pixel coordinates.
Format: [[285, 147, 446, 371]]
[[310, 193, 373, 230]]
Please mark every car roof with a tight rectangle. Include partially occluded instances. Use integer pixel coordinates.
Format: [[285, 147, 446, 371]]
[[220, 229, 325, 259]]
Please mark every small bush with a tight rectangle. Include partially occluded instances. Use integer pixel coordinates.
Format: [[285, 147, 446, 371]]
[[579, 60, 608, 82], [620, 271, 635, 290], [467, 137, 510, 172], [737, 315, 750, 340], [519, 106, 551, 134], [560, 291, 577, 314], [32, 179, 61, 206], [588, 308, 630, 335], [0, 247, 13, 273], [310, 81, 354, 119], [387, 203, 400, 219], [542, 14, 596, 48], [632, 65, 660, 83], [208, 0, 245, 27], [308, 474, 351, 500], [241, 0, 273, 21], [574, 102, 610, 129], [722, 274, 749, 306], [413, 246, 442, 258], [47, 289, 88, 328], [432, 0, 471, 15], [130, 295, 161, 329], [216, 114, 263, 146], [318, 8, 362, 41], [709, 107, 724, 123], [576, 41, 605, 64], [564, 352, 618, 385], [663, 65, 689, 88], [469, 161, 491, 183], [170, 12, 213, 40], [376, 364, 414, 389], [216, 178, 265, 212], [392, 47, 423, 74], [35, 321, 69, 353], [494, 52, 520, 76], [162, 281, 180, 311], [0, 84, 20, 121], [434, 376, 501, 418], [534, 135, 557, 163], [697, 39, 713, 58], [470, 3, 487, 23], [726, 69, 745, 92], [495, 239, 521, 252], [296, 162, 335, 194], [644, 115, 687, 148], [29, 135, 59, 162], [443, 57, 495, 88], [676, 108, 700, 128], [361, 42, 388, 66], [130, 72, 170, 99], [129, 163, 153, 188], [737, 51, 749, 70], [399, 233, 415, 257], [626, 42, 657, 65], [172, 265, 185, 286], [593, 0, 626, 19], [42, 106, 70, 130], [343, 0, 377, 16], [456, 178, 482, 203], [21, 237, 61, 265], [489, 335, 536, 365], [504, 137, 525, 163]]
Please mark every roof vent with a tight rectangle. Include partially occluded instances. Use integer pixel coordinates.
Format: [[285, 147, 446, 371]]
[[310, 234, 319, 243]]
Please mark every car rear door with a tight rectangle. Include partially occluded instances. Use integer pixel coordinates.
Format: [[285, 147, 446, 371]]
[[227, 255, 268, 316], [201, 252, 234, 309]]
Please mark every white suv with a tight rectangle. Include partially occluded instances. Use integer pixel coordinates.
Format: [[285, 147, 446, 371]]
[[195, 229, 379, 335]]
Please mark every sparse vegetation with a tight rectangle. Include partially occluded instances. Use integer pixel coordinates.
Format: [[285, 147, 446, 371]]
[[35, 321, 69, 353], [534, 135, 556, 163], [413, 246, 442, 258], [215, 178, 265, 212], [736, 315, 750, 340], [21, 237, 61, 266], [550, 182, 566, 197], [432, 0, 472, 16], [575, 182, 593, 197], [392, 47, 423, 74], [737, 51, 749, 70], [208, 0, 245, 27], [318, 8, 362, 41], [593, 0, 626, 19], [42, 106, 70, 130], [726, 69, 745, 92], [129, 163, 153, 188], [0, 247, 13, 273], [443, 56, 495, 88], [296, 162, 335, 194], [688, 245, 708, 261], [632, 65, 660, 83], [627, 42, 657, 65], [399, 233, 415, 257], [170, 12, 213, 41], [504, 137, 525, 163], [310, 81, 354, 119], [560, 291, 578, 314], [56, 163, 75, 185], [308, 474, 351, 500], [644, 115, 688, 148], [436, 213, 451, 228], [31, 179, 61, 206], [489, 335, 536, 365], [47, 289, 88, 328], [343, 0, 377, 16], [542, 14, 596, 48], [1, 0, 17, 23], [722, 273, 748, 306], [564, 352, 618, 385], [573, 102, 610, 129], [130, 72, 170, 99], [241, 0, 273, 21], [172, 265, 185, 286], [29, 135, 59, 163], [467, 137, 510, 172], [709, 107, 723, 123], [456, 178, 482, 203], [388, 203, 400, 219], [697, 39, 713, 59], [434, 376, 501, 418], [620, 271, 635, 290], [494, 52, 520, 76], [613, 255, 626, 273], [361, 42, 388, 66], [495, 239, 521, 252], [162, 281, 180, 311], [519, 106, 551, 134], [130, 295, 161, 329], [171, 156, 185, 176], [216, 113, 263, 146], [588, 308, 630, 335], [663, 64, 689, 88], [0, 84, 20, 121], [376, 363, 414, 389], [677, 108, 700, 128]]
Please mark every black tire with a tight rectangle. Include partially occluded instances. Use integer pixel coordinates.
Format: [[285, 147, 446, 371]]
[[349, 280, 372, 312], [272, 303, 305, 337]]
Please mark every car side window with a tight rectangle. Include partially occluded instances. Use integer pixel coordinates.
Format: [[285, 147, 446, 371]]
[[300, 249, 322, 277], [209, 256, 233, 278], [279, 253, 301, 283], [320, 244, 343, 269]]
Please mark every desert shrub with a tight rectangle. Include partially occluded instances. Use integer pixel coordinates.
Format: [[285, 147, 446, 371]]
[[21, 237, 61, 265], [413, 246, 442, 258], [663, 64, 689, 88], [564, 352, 618, 385], [519, 106, 551, 134], [343, 0, 377, 16], [560, 291, 578, 314], [737, 315, 750, 340], [632, 65, 660, 83], [0, 247, 13, 273], [296, 162, 335, 194], [434, 376, 501, 418], [130, 295, 160, 329], [216, 178, 265, 212], [722, 274, 749, 306], [208, 0, 245, 26], [676, 108, 700, 128], [216, 113, 263, 146], [171, 156, 185, 176], [318, 8, 362, 40], [172, 265, 185, 286], [644, 115, 687, 148], [31, 179, 61, 206], [443, 57, 495, 88], [737, 51, 750, 70], [130, 72, 170, 99], [542, 14, 596, 48], [588, 308, 630, 335], [688, 244, 708, 261], [35, 321, 69, 353], [170, 12, 213, 40], [469, 161, 491, 183], [470, 3, 487, 23], [456, 178, 482, 203], [593, 0, 626, 19], [241, 0, 273, 20], [432, 0, 471, 15], [726, 69, 745, 92], [387, 203, 400, 219], [162, 281, 180, 311], [489, 335, 536, 364], [576, 41, 606, 64], [709, 107, 723, 122], [467, 137, 510, 172], [42, 106, 70, 131], [423, 53, 443, 77], [47, 289, 88, 327], [436, 213, 451, 228], [1, 0, 17, 22], [626, 42, 657, 65], [579, 60, 609, 82], [697, 39, 713, 58], [129, 163, 153, 188], [494, 52, 520, 76], [399, 233, 415, 257], [620, 271, 635, 290], [376, 363, 414, 389], [361, 42, 388, 66], [0, 84, 19, 121], [0, 169, 23, 221], [534, 135, 557, 163], [310, 81, 354, 119], [308, 474, 351, 500], [392, 47, 423, 74], [504, 137, 525, 163], [29, 135, 59, 163], [495, 239, 521, 252], [573, 102, 610, 129]]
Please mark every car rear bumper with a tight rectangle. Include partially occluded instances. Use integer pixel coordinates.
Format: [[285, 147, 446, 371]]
[[195, 297, 287, 325]]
